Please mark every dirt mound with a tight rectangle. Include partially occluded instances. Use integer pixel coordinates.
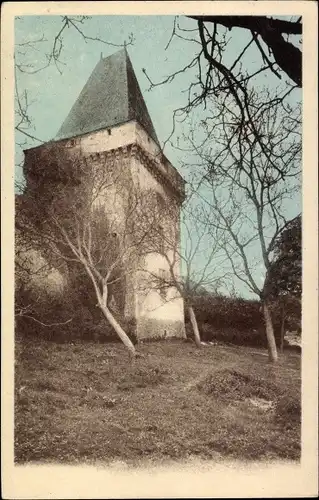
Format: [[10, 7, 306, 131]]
[[197, 368, 280, 402]]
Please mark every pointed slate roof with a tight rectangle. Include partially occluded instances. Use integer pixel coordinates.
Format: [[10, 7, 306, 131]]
[[55, 49, 159, 145]]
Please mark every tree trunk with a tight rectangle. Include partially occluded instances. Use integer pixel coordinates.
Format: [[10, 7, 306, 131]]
[[188, 306, 202, 348], [280, 302, 286, 353], [99, 304, 136, 357], [262, 301, 278, 363]]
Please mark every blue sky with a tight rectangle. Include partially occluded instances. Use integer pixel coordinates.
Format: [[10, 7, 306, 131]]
[[15, 15, 302, 298], [15, 16, 200, 169], [15, 15, 301, 170]]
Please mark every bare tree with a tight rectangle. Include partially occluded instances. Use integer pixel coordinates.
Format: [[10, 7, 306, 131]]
[[187, 89, 301, 362], [187, 16, 302, 87], [15, 15, 302, 186], [141, 196, 229, 348], [16, 146, 157, 356], [143, 15, 301, 177]]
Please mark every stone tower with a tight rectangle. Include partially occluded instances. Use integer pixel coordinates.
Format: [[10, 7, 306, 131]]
[[22, 49, 186, 341]]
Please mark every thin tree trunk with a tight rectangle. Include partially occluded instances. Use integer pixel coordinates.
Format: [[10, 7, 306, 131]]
[[99, 304, 136, 357], [80, 262, 136, 356], [280, 302, 286, 353], [188, 306, 202, 348], [262, 301, 278, 363]]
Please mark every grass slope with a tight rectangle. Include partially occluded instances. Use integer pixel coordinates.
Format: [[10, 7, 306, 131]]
[[15, 338, 301, 464]]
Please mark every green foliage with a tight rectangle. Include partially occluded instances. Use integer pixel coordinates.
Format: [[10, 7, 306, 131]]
[[266, 215, 302, 300], [15, 258, 133, 343], [186, 323, 266, 348], [188, 294, 263, 330], [269, 297, 301, 335], [185, 294, 266, 347], [186, 293, 301, 348]]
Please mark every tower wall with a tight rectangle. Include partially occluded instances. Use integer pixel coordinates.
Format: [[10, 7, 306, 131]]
[[18, 48, 187, 343], [130, 148, 185, 340], [21, 120, 186, 342], [74, 120, 186, 340]]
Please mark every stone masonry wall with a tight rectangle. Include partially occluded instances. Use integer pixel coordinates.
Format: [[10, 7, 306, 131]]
[[21, 121, 186, 341]]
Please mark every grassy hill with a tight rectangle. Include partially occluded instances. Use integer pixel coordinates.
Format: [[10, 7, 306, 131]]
[[15, 338, 301, 464]]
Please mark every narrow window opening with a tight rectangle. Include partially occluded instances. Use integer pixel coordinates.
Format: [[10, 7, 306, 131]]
[[159, 268, 167, 299], [158, 224, 165, 254]]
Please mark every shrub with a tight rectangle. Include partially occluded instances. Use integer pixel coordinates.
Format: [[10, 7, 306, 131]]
[[187, 295, 263, 331], [186, 293, 301, 349], [186, 322, 268, 348], [15, 281, 138, 345]]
